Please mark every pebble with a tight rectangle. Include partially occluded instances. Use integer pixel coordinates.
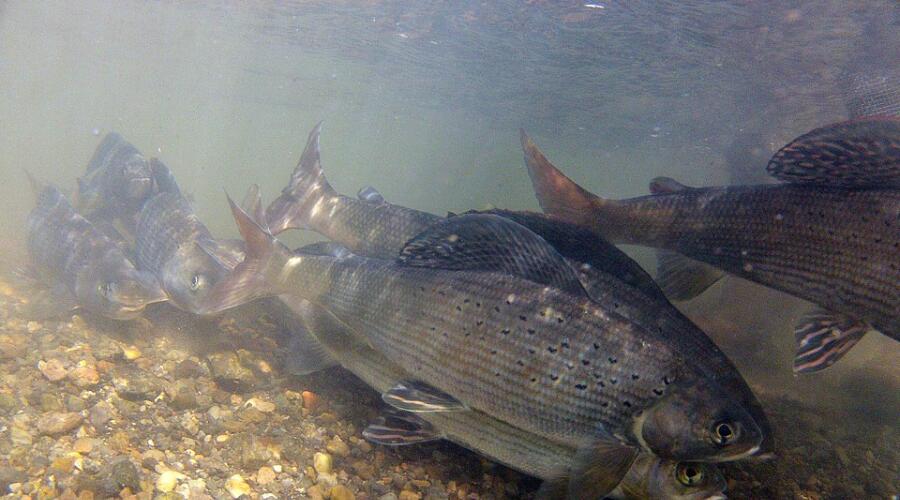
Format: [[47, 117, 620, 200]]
[[302, 390, 319, 410], [208, 352, 258, 393], [257, 466, 276, 485], [307, 484, 326, 500], [398, 491, 421, 500], [112, 368, 161, 401], [68, 362, 100, 387], [225, 474, 252, 498], [156, 470, 187, 492], [36, 411, 83, 435], [330, 484, 356, 500], [38, 358, 68, 381], [327, 436, 350, 457], [313, 452, 333, 475], [121, 345, 142, 360], [245, 397, 276, 413], [72, 437, 95, 454]]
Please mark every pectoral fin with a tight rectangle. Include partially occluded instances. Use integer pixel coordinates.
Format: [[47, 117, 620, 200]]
[[656, 251, 726, 301], [382, 380, 466, 412], [18, 284, 79, 319], [537, 441, 638, 500], [793, 309, 870, 373], [282, 326, 338, 376], [363, 408, 444, 446]]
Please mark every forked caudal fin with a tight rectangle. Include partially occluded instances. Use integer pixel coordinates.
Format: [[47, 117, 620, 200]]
[[265, 121, 337, 234], [197, 195, 285, 315], [520, 129, 602, 229]]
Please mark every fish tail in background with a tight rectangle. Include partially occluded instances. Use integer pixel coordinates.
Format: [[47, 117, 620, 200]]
[[265, 122, 336, 234], [85, 132, 126, 175], [520, 130, 601, 229], [199, 196, 286, 315]]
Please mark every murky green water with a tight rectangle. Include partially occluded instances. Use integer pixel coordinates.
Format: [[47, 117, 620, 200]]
[[0, 1, 897, 498]]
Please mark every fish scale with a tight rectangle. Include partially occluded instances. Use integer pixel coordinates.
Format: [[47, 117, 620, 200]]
[[260, 123, 769, 452], [594, 185, 899, 339], [288, 297, 726, 499], [278, 254, 680, 447], [135, 192, 211, 273], [27, 188, 100, 288]]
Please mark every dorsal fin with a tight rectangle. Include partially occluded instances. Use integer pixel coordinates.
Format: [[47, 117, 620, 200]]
[[649, 176, 691, 194], [767, 116, 900, 188], [469, 209, 666, 301], [357, 186, 385, 204], [398, 214, 587, 296]]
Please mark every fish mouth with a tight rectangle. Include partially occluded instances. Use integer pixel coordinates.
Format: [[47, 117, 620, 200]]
[[706, 444, 760, 463]]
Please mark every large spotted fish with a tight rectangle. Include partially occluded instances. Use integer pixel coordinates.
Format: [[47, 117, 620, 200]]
[[201, 193, 765, 498], [262, 123, 771, 458], [521, 117, 900, 373], [283, 289, 726, 500]]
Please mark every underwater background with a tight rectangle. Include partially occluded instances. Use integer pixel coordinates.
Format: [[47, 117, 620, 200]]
[[0, 1, 897, 498]]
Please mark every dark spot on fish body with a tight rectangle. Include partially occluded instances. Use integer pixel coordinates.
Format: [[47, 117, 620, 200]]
[[575, 383, 587, 390], [519, 315, 527, 321], [548, 346, 558, 353]]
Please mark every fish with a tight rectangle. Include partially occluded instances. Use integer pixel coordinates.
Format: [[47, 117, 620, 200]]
[[202, 199, 764, 498], [75, 133, 177, 231], [520, 117, 900, 373], [260, 123, 771, 456], [25, 181, 166, 320], [264, 122, 439, 258], [282, 289, 726, 500], [133, 176, 243, 314]]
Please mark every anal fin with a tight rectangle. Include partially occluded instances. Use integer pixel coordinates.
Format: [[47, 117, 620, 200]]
[[656, 251, 725, 301], [793, 309, 870, 373], [382, 380, 467, 412]]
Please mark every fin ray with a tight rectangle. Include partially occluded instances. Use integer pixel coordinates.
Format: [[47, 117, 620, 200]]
[[382, 380, 467, 413], [768, 117, 900, 187], [793, 309, 870, 373], [399, 213, 587, 297]]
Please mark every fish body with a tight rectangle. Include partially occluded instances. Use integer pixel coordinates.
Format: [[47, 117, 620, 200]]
[[260, 123, 770, 455], [206, 200, 765, 475], [76, 133, 156, 225], [265, 122, 439, 258], [522, 119, 900, 372], [26, 184, 166, 319], [285, 294, 726, 499], [134, 189, 237, 314]]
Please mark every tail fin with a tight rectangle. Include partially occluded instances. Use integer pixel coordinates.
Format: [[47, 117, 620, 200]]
[[520, 130, 600, 228], [198, 195, 284, 315], [241, 183, 269, 231], [265, 121, 337, 234]]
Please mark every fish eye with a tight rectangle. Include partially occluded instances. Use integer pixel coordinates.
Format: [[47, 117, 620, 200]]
[[712, 421, 738, 445], [675, 463, 704, 486], [189, 274, 205, 291], [97, 281, 116, 298]]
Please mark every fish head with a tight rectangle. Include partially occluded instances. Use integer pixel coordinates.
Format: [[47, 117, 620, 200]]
[[75, 251, 167, 319], [159, 243, 228, 314], [120, 156, 154, 202], [634, 374, 763, 463], [646, 460, 727, 500]]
